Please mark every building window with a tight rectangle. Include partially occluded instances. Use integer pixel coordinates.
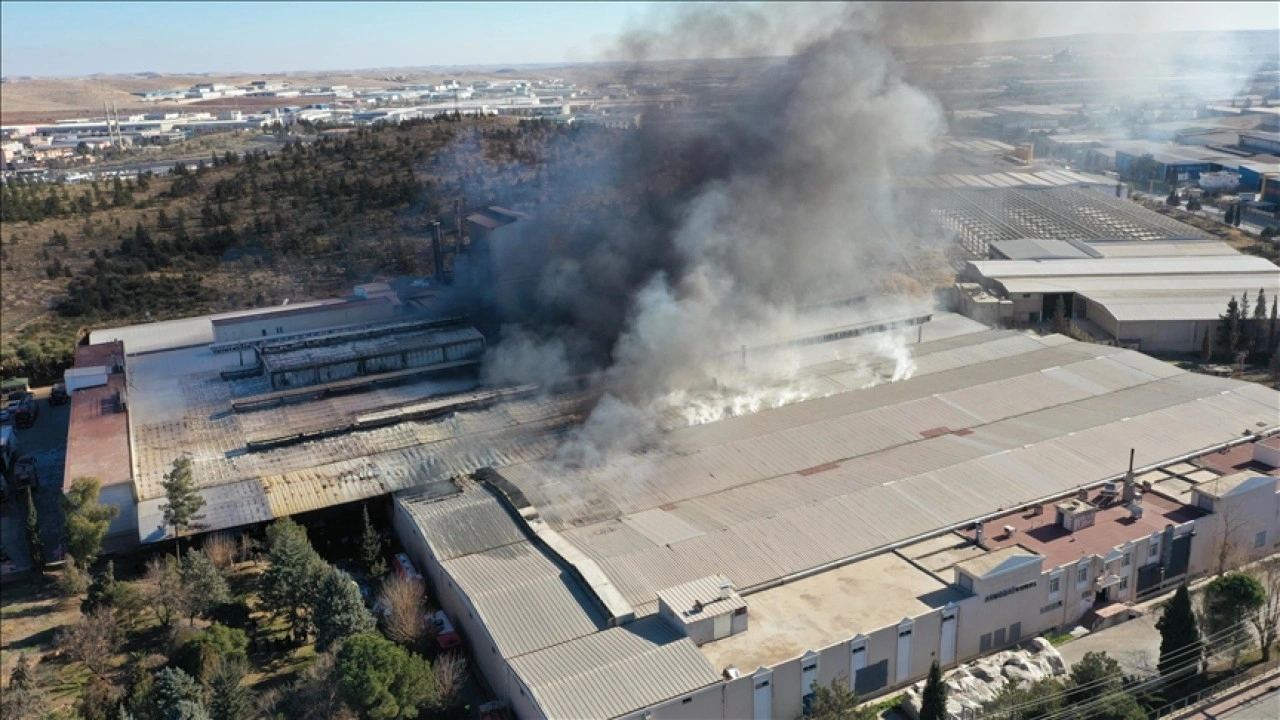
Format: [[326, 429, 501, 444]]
[[1049, 577, 1061, 594], [1121, 553, 1130, 567], [1256, 531, 1267, 549], [682, 698, 692, 705], [1077, 566, 1089, 585], [1120, 577, 1129, 590], [276, 326, 284, 334], [1149, 541, 1160, 559]]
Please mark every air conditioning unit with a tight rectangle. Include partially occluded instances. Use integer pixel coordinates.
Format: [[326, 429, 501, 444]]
[[1003, 525, 1017, 537]]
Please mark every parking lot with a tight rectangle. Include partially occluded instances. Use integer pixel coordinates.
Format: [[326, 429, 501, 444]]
[[1, 385, 70, 574]]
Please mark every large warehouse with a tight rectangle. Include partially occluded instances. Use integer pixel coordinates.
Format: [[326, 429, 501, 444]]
[[956, 241, 1280, 352], [925, 186, 1209, 259], [391, 315, 1280, 720]]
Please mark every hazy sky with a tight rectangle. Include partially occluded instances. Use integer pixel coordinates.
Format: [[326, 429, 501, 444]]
[[1, 1, 1276, 77]]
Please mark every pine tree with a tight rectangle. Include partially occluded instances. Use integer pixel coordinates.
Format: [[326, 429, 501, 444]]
[[314, 567, 377, 652], [1241, 292, 1253, 353], [180, 550, 230, 624], [1269, 297, 1278, 356], [62, 477, 121, 566], [1216, 296, 1242, 360], [919, 660, 947, 720], [82, 560, 116, 615], [25, 487, 44, 573], [1157, 584, 1201, 683], [206, 658, 252, 720], [161, 457, 206, 556], [360, 504, 387, 579], [259, 518, 327, 644], [1252, 288, 1268, 355], [1051, 296, 1069, 335]]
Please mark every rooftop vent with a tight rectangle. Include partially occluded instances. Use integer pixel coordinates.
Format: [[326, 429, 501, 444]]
[[1056, 499, 1097, 532], [1127, 502, 1144, 520]]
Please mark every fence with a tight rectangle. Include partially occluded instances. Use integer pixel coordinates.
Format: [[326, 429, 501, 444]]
[[1152, 657, 1280, 719]]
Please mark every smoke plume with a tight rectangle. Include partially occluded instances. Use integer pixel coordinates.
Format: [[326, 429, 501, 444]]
[[479, 3, 1007, 465]]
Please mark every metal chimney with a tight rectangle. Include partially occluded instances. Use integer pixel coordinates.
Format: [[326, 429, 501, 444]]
[[1122, 448, 1136, 503], [429, 221, 444, 280], [974, 523, 985, 548]]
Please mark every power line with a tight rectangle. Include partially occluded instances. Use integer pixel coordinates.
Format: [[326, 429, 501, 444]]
[[977, 621, 1253, 719]]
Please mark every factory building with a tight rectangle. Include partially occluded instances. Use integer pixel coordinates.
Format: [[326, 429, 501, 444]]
[[957, 241, 1279, 351], [61, 342, 137, 552], [211, 294, 398, 344], [391, 316, 1280, 719], [925, 187, 1205, 259], [461, 206, 548, 321]]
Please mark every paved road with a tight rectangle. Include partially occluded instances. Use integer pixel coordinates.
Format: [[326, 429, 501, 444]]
[[0, 386, 69, 574], [1182, 683, 1280, 720], [1057, 612, 1162, 677]]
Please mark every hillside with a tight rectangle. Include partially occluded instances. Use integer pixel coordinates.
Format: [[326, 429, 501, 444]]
[[0, 116, 668, 382]]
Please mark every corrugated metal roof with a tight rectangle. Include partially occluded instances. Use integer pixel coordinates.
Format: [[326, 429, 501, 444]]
[[442, 541, 606, 658], [656, 575, 746, 621], [399, 486, 525, 562], [498, 330, 1280, 610], [508, 617, 721, 720]]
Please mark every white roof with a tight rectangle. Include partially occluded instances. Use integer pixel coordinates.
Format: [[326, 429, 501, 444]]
[[508, 617, 721, 720], [496, 332, 1280, 613], [968, 255, 1278, 279], [90, 299, 342, 354]]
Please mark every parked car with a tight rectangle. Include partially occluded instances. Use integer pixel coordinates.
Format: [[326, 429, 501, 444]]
[[11, 456, 37, 493], [429, 610, 461, 649], [50, 383, 69, 406], [13, 394, 38, 428]]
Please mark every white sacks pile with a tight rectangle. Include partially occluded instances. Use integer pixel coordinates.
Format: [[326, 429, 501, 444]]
[[901, 638, 1068, 720]]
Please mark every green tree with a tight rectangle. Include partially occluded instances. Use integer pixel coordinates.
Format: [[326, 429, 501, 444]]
[[809, 676, 875, 720], [1203, 572, 1266, 668], [1268, 297, 1278, 356], [983, 677, 1066, 720], [259, 518, 327, 644], [61, 477, 121, 566], [180, 549, 230, 624], [335, 633, 436, 720], [1165, 189, 1181, 207], [314, 566, 377, 653], [1252, 288, 1268, 355], [360, 504, 387, 579], [1067, 651, 1124, 703], [161, 457, 206, 554], [1157, 584, 1202, 682], [1, 653, 52, 720], [919, 660, 947, 720], [1216, 296, 1242, 361], [152, 667, 207, 720], [82, 560, 117, 615], [1233, 203, 1242, 227], [25, 487, 44, 574], [174, 624, 248, 683], [206, 658, 252, 720], [58, 554, 92, 597], [1051, 296, 1069, 335]]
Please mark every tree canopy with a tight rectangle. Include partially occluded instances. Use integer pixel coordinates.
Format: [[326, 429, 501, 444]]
[[335, 632, 436, 720], [1157, 584, 1202, 682], [61, 476, 121, 565], [259, 518, 327, 644], [314, 566, 377, 653]]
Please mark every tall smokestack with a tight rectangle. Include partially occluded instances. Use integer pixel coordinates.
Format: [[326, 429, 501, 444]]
[[1122, 448, 1136, 503], [430, 221, 444, 281]]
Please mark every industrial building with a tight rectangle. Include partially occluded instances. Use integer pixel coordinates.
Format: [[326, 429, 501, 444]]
[[390, 315, 1280, 719], [59, 285, 1280, 718], [460, 206, 547, 321], [61, 341, 136, 551], [956, 241, 1280, 351], [924, 186, 1206, 259]]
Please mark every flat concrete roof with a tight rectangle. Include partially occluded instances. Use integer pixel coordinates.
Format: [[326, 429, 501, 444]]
[[63, 374, 131, 492], [698, 552, 962, 673], [968, 490, 1204, 568]]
